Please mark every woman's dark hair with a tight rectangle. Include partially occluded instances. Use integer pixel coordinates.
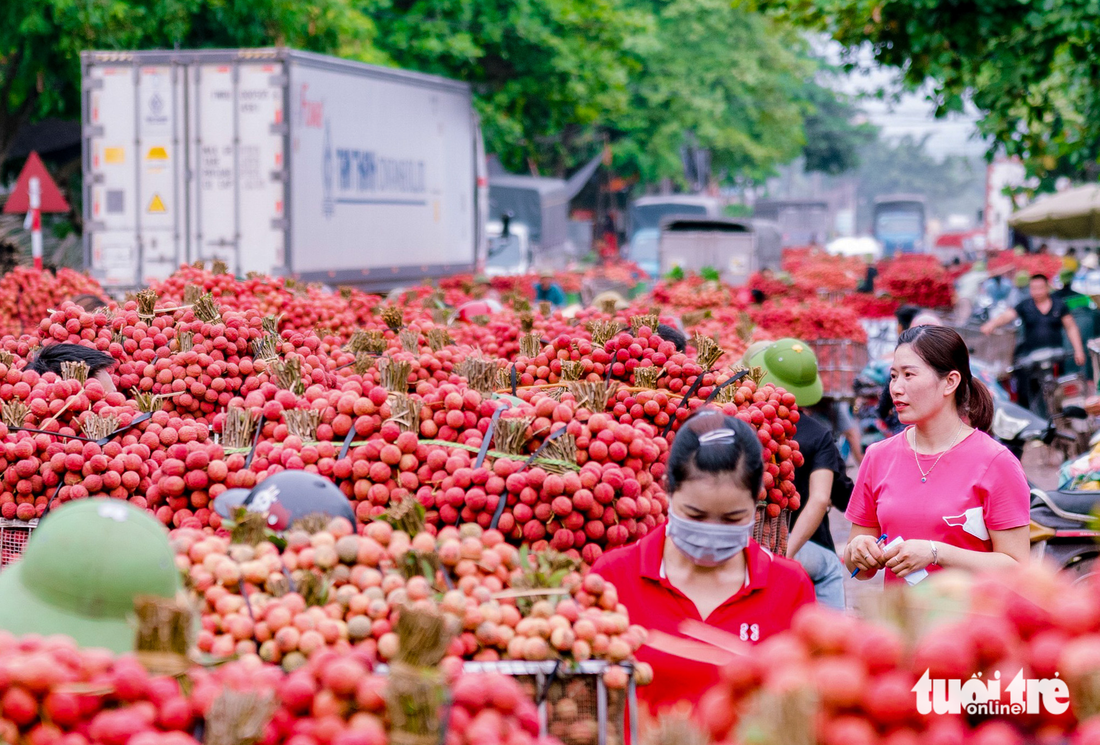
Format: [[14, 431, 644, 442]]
[[655, 324, 687, 353], [667, 409, 764, 497], [29, 344, 116, 377], [71, 294, 107, 312], [896, 326, 994, 432], [895, 305, 921, 332], [1030, 273, 1049, 283]]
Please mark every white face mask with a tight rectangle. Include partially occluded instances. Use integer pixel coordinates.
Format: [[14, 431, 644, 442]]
[[665, 511, 752, 567]]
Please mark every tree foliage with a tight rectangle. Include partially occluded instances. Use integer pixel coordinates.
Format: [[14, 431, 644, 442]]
[[610, 0, 812, 186], [1, 0, 872, 189], [764, 0, 1100, 187], [799, 79, 876, 176], [366, 0, 646, 177], [0, 0, 375, 164]]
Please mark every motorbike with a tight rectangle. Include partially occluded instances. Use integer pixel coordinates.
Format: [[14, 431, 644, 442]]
[[992, 398, 1090, 461], [994, 401, 1100, 581], [1007, 346, 1089, 420], [1030, 485, 1100, 583]]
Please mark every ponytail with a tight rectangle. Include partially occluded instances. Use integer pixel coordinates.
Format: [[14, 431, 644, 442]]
[[966, 376, 994, 433]]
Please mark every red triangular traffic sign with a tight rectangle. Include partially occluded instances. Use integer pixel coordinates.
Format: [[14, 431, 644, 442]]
[[3, 152, 70, 214]]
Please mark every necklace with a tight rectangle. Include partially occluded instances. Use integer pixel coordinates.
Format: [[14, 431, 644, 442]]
[[912, 422, 965, 483]]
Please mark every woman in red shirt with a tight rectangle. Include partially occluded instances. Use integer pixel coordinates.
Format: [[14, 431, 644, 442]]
[[591, 410, 815, 713]]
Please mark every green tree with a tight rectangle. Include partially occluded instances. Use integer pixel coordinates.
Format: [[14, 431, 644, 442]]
[[0, 0, 376, 166], [763, 0, 1100, 187], [798, 79, 876, 175], [365, 0, 647, 177], [611, 0, 812, 186]]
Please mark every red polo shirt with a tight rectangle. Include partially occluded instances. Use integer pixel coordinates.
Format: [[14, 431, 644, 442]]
[[591, 526, 815, 713]]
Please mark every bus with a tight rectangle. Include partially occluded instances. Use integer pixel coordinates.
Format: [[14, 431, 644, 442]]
[[872, 195, 926, 258]]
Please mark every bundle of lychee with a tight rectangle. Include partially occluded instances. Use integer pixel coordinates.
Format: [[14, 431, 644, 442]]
[[149, 264, 382, 337], [0, 632, 204, 745], [610, 372, 802, 552], [418, 392, 669, 565], [0, 362, 197, 519], [172, 518, 651, 674], [650, 276, 738, 310], [0, 266, 104, 337], [695, 564, 1100, 745]]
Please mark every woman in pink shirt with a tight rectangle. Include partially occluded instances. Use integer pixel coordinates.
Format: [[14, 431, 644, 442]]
[[844, 325, 1030, 582]]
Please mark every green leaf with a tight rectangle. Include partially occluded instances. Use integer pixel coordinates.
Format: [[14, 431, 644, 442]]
[[548, 568, 570, 586]]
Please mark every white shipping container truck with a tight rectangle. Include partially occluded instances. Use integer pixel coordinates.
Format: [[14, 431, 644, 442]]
[[81, 48, 488, 291]]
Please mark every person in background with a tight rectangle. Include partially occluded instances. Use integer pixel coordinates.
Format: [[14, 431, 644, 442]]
[[71, 294, 108, 312], [1037, 243, 1050, 255], [955, 260, 990, 316], [982, 274, 1086, 410], [534, 269, 566, 307], [1007, 270, 1032, 307], [655, 324, 688, 353], [1064, 247, 1080, 273], [750, 339, 847, 610], [894, 305, 921, 341], [29, 343, 117, 393], [845, 326, 1029, 583], [1078, 251, 1100, 297], [982, 265, 1015, 305], [812, 396, 864, 466], [857, 257, 878, 294], [1052, 268, 1097, 378], [1054, 268, 1092, 309], [591, 410, 814, 713]]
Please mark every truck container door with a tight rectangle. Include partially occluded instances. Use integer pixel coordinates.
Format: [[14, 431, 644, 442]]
[[187, 64, 240, 271], [134, 64, 185, 283], [234, 62, 287, 276], [84, 62, 141, 288]]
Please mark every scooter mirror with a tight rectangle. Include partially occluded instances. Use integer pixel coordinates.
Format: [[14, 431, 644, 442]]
[[1063, 405, 1089, 420]]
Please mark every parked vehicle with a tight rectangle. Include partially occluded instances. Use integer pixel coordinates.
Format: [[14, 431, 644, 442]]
[[484, 219, 531, 277], [993, 400, 1098, 583], [627, 195, 722, 243], [751, 199, 830, 247], [81, 47, 487, 292], [1029, 484, 1100, 584], [626, 228, 660, 278], [1008, 347, 1089, 421], [488, 175, 572, 269], [872, 194, 926, 258], [657, 217, 776, 285]]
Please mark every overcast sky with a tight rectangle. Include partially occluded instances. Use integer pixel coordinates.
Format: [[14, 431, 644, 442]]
[[825, 41, 987, 159]]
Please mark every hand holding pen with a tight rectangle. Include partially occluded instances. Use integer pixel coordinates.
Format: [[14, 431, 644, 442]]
[[850, 533, 888, 578]]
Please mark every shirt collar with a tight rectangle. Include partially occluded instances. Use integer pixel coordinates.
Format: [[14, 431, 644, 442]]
[[641, 523, 772, 591]]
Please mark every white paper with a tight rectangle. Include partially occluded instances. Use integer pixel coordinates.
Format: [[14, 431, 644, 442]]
[[885, 536, 929, 585]]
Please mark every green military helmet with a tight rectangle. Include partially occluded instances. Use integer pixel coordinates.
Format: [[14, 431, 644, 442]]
[[0, 499, 179, 653], [740, 340, 773, 366], [748, 338, 823, 407]]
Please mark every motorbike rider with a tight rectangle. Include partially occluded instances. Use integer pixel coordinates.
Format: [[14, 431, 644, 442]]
[[981, 273, 1086, 411], [982, 265, 1015, 305]]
